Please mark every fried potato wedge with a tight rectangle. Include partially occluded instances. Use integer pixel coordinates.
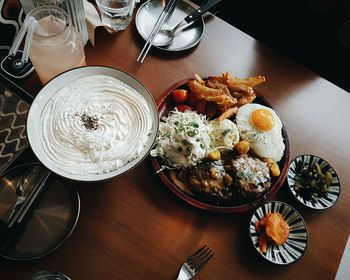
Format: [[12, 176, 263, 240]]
[[225, 72, 266, 87], [188, 72, 265, 121], [217, 107, 238, 123], [188, 79, 225, 97]]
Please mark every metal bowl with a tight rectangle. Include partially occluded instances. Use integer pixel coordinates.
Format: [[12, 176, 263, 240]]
[[0, 163, 80, 261], [27, 66, 159, 182], [135, 0, 205, 52]]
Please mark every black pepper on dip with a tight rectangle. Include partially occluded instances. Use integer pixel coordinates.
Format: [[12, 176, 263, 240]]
[[80, 113, 99, 130]]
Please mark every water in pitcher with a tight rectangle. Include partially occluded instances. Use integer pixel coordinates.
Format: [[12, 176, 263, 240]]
[[28, 6, 86, 84]]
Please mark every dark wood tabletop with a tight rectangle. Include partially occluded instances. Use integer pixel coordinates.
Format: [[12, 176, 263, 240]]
[[1, 4, 350, 280]]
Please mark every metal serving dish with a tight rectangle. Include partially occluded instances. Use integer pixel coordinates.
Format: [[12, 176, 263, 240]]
[[135, 0, 205, 52]]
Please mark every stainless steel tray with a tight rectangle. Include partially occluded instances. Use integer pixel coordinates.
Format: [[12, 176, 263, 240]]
[[0, 163, 80, 260]]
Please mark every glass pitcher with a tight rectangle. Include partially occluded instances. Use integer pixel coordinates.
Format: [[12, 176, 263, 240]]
[[27, 5, 86, 84], [20, 0, 88, 45]]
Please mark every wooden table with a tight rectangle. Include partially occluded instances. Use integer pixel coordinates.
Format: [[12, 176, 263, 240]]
[[1, 6, 350, 280]]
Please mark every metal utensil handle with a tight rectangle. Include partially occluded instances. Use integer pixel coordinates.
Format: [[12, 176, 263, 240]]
[[184, 0, 222, 23], [16, 169, 51, 223], [137, 0, 178, 63], [8, 168, 51, 227], [137, 0, 176, 62], [1, 165, 41, 223]]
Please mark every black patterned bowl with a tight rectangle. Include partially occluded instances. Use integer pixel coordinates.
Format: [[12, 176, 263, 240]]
[[287, 154, 341, 210], [249, 201, 308, 265]]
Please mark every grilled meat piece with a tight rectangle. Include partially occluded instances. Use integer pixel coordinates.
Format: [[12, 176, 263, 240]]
[[225, 154, 271, 199], [185, 160, 235, 204], [174, 153, 272, 206]]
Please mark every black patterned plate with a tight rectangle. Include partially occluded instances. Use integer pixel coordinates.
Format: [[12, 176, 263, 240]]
[[249, 201, 308, 265], [287, 154, 341, 210], [0, 84, 30, 175]]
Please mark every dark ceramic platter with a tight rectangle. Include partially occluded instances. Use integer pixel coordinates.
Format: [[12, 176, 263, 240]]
[[150, 79, 291, 213]]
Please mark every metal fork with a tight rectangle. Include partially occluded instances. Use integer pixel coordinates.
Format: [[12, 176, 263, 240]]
[[176, 245, 214, 280]]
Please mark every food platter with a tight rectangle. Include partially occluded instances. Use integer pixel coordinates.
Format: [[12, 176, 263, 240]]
[[135, 0, 205, 52], [27, 66, 159, 182], [150, 76, 291, 213]]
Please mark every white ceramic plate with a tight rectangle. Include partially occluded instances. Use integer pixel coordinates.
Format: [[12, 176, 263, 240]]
[[249, 201, 308, 265], [27, 66, 159, 182]]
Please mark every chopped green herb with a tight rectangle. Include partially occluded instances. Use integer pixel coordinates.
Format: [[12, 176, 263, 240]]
[[189, 122, 199, 128], [163, 132, 171, 138], [187, 131, 196, 137]]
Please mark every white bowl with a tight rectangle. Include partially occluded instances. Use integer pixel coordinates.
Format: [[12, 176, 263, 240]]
[[27, 66, 159, 182]]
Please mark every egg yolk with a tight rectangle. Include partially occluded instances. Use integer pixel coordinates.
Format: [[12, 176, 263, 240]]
[[251, 109, 275, 131]]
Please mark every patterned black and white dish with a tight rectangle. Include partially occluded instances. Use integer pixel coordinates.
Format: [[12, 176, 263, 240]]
[[287, 154, 341, 210], [0, 82, 30, 175], [249, 201, 308, 265]]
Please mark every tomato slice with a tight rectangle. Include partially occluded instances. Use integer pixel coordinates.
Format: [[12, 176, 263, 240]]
[[176, 104, 192, 112], [172, 89, 188, 103]]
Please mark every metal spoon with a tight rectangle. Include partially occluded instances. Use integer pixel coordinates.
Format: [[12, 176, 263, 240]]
[[153, 0, 222, 47], [4, 166, 42, 223]]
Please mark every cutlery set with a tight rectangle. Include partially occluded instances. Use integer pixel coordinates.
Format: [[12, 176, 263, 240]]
[[137, 0, 221, 62]]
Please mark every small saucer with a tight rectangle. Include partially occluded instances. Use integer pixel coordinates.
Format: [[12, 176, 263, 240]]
[[135, 0, 205, 51], [249, 201, 308, 265], [0, 163, 80, 260]]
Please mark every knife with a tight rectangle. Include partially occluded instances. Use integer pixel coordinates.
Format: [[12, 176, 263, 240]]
[[173, 0, 222, 32], [153, 0, 222, 46], [184, 0, 222, 25]]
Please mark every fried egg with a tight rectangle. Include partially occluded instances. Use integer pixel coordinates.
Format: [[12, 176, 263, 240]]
[[236, 103, 285, 162]]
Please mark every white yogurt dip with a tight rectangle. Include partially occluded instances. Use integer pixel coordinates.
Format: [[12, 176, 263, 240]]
[[40, 75, 153, 175]]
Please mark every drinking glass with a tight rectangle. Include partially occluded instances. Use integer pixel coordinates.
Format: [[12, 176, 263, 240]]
[[96, 0, 136, 31], [27, 5, 86, 84]]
